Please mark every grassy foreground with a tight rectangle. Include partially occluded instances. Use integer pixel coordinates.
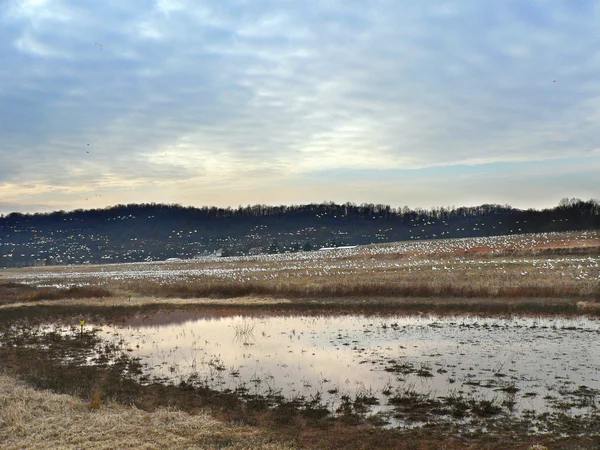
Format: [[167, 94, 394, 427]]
[[1, 304, 599, 449], [1, 370, 582, 450], [0, 374, 291, 450]]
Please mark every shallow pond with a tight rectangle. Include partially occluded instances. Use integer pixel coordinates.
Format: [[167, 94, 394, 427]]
[[97, 312, 600, 424]]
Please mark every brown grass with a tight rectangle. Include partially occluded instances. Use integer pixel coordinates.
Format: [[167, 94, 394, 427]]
[[0, 282, 111, 305], [89, 386, 102, 410], [576, 301, 600, 312], [2, 232, 597, 307], [130, 271, 599, 300], [0, 374, 293, 450], [2, 369, 590, 450], [0, 231, 598, 317], [0, 295, 288, 311]]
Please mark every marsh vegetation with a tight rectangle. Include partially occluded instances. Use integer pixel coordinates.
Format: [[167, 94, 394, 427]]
[[3, 231, 599, 308], [1, 231, 599, 449]]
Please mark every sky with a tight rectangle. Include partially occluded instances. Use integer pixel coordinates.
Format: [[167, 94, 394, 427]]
[[1, 0, 599, 214]]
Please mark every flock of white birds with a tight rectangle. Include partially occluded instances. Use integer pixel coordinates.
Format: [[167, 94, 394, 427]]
[[5, 231, 598, 290]]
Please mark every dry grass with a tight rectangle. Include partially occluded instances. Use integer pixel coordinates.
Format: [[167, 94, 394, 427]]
[[577, 301, 600, 312], [128, 268, 599, 300], [1, 373, 584, 450], [0, 374, 293, 450], [0, 294, 589, 318], [0, 231, 598, 315], [0, 282, 111, 305], [0, 295, 288, 310]]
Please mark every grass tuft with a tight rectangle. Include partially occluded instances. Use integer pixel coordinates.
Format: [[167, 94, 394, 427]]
[[89, 386, 102, 410]]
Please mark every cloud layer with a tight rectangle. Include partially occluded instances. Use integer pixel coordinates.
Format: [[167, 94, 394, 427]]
[[1, 0, 599, 212]]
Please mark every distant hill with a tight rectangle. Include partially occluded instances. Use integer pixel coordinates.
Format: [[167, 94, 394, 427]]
[[1, 198, 598, 267]]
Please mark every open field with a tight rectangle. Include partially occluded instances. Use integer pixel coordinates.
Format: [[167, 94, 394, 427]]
[[0, 231, 599, 449], [1, 231, 599, 309]]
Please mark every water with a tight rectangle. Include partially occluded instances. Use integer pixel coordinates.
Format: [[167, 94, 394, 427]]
[[98, 312, 600, 422]]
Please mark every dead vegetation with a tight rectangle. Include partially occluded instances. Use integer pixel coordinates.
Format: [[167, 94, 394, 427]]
[[0, 281, 111, 305], [128, 268, 599, 301], [1, 232, 597, 308], [0, 374, 292, 450]]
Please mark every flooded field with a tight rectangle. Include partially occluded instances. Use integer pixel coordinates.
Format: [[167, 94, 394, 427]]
[[80, 312, 600, 428]]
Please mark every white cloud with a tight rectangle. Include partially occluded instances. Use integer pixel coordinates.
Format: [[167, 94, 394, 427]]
[[1, 0, 600, 211], [15, 32, 70, 57], [155, 0, 185, 15], [137, 21, 164, 40]]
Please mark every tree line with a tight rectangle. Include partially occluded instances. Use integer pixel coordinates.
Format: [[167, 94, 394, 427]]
[[3, 198, 599, 224], [1, 199, 598, 267]]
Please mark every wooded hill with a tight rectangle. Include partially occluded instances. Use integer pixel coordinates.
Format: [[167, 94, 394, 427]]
[[1, 198, 598, 267]]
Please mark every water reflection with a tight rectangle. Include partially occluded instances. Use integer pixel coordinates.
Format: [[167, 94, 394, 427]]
[[99, 313, 600, 420]]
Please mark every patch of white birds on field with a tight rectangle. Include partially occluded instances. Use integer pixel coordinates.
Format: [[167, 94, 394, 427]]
[[6, 231, 599, 287]]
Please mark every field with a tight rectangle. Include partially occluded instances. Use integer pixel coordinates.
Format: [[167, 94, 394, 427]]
[[0, 231, 599, 449]]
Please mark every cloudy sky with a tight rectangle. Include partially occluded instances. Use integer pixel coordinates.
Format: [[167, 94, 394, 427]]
[[1, 0, 599, 214]]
